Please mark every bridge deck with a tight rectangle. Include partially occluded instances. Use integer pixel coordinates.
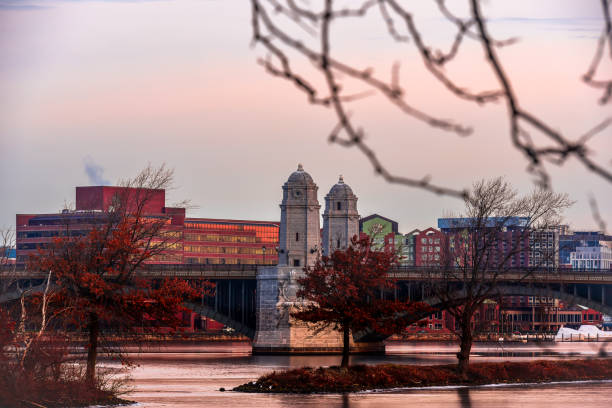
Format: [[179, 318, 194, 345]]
[[3, 265, 612, 284]]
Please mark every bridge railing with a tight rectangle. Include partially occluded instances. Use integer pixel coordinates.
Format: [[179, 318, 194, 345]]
[[2, 264, 611, 282]]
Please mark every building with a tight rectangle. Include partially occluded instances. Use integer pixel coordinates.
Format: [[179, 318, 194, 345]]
[[16, 185, 280, 266], [322, 175, 359, 256], [1, 247, 16, 265], [528, 229, 559, 268], [570, 245, 612, 270], [402, 229, 420, 267], [559, 231, 612, 267], [359, 213, 404, 255], [181, 218, 280, 265], [414, 227, 445, 267], [438, 217, 531, 268]]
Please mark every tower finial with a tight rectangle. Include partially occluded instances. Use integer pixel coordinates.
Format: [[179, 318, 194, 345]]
[[297, 163, 304, 171], [338, 174, 344, 184]]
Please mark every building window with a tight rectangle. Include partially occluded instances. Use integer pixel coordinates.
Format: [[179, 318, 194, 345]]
[[337, 202, 342, 210], [293, 259, 300, 267], [296, 232, 299, 241], [336, 239, 341, 248]]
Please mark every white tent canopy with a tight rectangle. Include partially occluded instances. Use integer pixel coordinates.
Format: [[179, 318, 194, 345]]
[[555, 325, 612, 341]]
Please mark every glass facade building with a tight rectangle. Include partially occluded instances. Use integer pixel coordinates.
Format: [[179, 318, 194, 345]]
[[559, 231, 612, 266], [16, 186, 279, 266], [182, 219, 279, 265]]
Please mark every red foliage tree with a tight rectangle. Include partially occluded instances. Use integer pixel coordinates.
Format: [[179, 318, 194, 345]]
[[293, 235, 430, 368], [27, 166, 208, 385]]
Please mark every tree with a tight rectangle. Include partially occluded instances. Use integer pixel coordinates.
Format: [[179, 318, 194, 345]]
[[27, 165, 204, 385], [293, 234, 430, 368], [425, 177, 572, 376], [249, 0, 611, 224]]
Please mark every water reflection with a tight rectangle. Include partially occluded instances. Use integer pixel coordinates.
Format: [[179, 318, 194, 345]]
[[116, 341, 612, 408], [457, 388, 472, 408]]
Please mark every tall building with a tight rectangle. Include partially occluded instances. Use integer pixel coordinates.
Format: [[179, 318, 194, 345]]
[[277, 164, 320, 267], [559, 231, 612, 267], [359, 214, 403, 251], [570, 245, 612, 270], [402, 229, 421, 267], [16, 186, 279, 265], [414, 227, 445, 267], [438, 217, 531, 268], [528, 229, 559, 268], [322, 175, 359, 256], [182, 218, 279, 265]]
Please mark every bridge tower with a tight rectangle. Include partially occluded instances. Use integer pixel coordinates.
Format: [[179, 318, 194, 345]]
[[322, 175, 359, 257], [278, 163, 321, 267], [253, 165, 382, 354]]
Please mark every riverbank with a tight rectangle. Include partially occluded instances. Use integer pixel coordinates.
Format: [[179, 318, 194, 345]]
[[0, 379, 132, 408], [233, 358, 612, 393]]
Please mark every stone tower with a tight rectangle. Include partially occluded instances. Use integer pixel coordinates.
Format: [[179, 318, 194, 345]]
[[322, 175, 359, 257], [252, 165, 383, 354], [278, 163, 321, 267]]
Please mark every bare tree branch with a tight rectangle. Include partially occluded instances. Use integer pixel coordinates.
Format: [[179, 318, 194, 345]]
[[250, 0, 612, 201], [583, 0, 612, 104]]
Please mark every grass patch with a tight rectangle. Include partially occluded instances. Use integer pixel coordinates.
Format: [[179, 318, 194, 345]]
[[233, 358, 612, 393]]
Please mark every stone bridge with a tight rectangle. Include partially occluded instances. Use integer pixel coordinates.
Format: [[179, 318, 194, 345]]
[[3, 264, 612, 343]]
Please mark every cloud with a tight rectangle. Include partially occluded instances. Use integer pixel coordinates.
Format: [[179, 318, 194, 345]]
[[83, 156, 110, 186]]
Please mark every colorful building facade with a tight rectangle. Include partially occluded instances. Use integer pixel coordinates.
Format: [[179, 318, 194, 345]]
[[16, 186, 279, 266]]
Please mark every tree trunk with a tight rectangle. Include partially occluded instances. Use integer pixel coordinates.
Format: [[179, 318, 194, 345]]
[[86, 312, 99, 386], [457, 316, 473, 378], [340, 324, 350, 368]]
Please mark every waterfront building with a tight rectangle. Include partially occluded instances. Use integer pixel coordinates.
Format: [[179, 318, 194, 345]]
[[16, 185, 280, 266], [359, 213, 405, 255], [559, 231, 612, 268], [414, 227, 445, 267], [1, 247, 16, 265], [438, 217, 531, 268], [528, 229, 559, 268], [570, 244, 612, 270], [402, 229, 420, 267], [322, 175, 359, 257]]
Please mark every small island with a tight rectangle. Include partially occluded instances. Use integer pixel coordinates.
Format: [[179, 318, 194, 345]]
[[233, 359, 612, 394]]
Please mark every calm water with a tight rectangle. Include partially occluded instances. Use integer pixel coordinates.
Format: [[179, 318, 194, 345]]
[[111, 341, 612, 407]]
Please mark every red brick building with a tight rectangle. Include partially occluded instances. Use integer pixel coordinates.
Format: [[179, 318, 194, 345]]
[[414, 227, 446, 267], [16, 186, 280, 266]]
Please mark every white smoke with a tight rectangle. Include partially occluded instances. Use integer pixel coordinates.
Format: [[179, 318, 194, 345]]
[[83, 156, 110, 185]]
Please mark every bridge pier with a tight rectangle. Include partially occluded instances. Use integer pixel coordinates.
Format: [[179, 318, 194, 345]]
[[252, 266, 385, 355], [588, 285, 592, 301]]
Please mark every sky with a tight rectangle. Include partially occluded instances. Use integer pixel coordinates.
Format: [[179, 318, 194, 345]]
[[0, 0, 610, 236]]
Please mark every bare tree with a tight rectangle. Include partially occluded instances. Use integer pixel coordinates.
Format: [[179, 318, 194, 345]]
[[0, 228, 15, 270], [27, 164, 202, 385], [424, 178, 572, 376], [250, 0, 611, 198]]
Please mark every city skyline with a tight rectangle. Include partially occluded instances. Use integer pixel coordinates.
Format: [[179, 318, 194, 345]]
[[1, 0, 611, 233]]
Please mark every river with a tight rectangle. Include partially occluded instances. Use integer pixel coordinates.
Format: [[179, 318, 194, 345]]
[[111, 341, 612, 407]]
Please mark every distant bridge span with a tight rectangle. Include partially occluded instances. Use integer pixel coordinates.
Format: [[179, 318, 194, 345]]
[[2, 265, 612, 340]]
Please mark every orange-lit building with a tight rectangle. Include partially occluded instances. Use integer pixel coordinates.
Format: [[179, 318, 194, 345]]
[[16, 186, 279, 266]]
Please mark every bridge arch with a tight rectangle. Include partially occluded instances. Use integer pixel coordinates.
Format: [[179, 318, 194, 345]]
[[184, 302, 255, 339], [421, 284, 612, 316]]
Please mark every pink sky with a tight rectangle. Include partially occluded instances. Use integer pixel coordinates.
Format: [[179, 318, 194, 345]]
[[0, 0, 610, 233]]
